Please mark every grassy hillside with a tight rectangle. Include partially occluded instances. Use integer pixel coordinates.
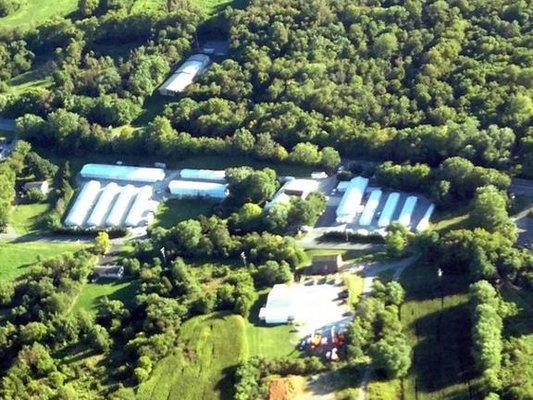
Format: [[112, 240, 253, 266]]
[[136, 313, 247, 400]]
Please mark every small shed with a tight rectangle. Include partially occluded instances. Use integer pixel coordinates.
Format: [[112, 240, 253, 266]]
[[309, 254, 343, 275], [23, 181, 50, 194], [91, 265, 124, 282]]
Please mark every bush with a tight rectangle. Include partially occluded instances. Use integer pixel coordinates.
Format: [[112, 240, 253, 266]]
[[25, 187, 48, 203], [0, 0, 19, 17]]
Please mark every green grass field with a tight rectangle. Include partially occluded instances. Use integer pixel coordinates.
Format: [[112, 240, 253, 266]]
[[136, 291, 298, 400], [153, 198, 214, 229], [73, 279, 139, 313], [245, 290, 299, 358], [0, 0, 78, 28], [10, 203, 50, 234], [0, 241, 87, 282], [137, 313, 246, 400], [395, 261, 482, 400]]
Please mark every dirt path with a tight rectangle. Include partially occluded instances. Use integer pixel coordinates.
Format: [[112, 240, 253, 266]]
[[354, 255, 418, 400]]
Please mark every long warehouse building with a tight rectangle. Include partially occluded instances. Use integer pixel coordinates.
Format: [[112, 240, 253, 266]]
[[336, 177, 369, 224], [125, 186, 154, 227], [106, 185, 138, 227], [80, 164, 165, 183], [377, 192, 401, 227], [169, 180, 228, 199], [397, 196, 418, 227], [64, 180, 102, 227], [416, 203, 435, 232], [358, 189, 382, 226], [86, 182, 120, 227], [179, 168, 226, 182]]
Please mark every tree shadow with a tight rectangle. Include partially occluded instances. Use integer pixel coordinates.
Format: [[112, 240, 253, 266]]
[[401, 262, 468, 302], [409, 303, 477, 394]]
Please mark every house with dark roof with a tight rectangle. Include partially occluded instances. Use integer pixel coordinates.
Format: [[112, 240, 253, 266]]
[[308, 254, 343, 275]]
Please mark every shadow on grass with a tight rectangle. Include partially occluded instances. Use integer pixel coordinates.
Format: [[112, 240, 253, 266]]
[[400, 261, 468, 302], [409, 303, 477, 394]]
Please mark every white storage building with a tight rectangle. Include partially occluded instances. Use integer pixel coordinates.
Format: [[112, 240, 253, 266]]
[[106, 185, 138, 227], [124, 186, 154, 227], [258, 283, 348, 328], [335, 177, 369, 224], [80, 164, 165, 183], [86, 182, 120, 227], [416, 203, 435, 232], [169, 180, 228, 199], [265, 178, 320, 209], [358, 189, 382, 226], [158, 54, 210, 96], [377, 192, 401, 227], [397, 196, 418, 227], [64, 180, 102, 227], [179, 168, 226, 182]]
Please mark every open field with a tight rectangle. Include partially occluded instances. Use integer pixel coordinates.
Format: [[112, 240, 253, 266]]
[[0, 0, 78, 28], [396, 261, 482, 400], [153, 198, 214, 229], [73, 279, 139, 313], [136, 313, 246, 400], [0, 241, 87, 282], [137, 292, 298, 399], [10, 203, 50, 234]]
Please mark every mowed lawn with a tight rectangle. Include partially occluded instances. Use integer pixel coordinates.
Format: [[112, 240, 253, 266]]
[[153, 198, 214, 229], [73, 279, 140, 313], [0, 0, 78, 28], [0, 241, 87, 282], [10, 203, 50, 235]]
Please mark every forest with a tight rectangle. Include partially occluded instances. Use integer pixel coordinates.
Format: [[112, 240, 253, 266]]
[[0, 0, 531, 399]]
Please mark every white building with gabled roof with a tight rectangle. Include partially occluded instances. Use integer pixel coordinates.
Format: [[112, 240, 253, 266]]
[[158, 54, 211, 96]]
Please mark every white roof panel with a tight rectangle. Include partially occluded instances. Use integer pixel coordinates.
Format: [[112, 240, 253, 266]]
[[179, 169, 226, 181], [359, 189, 382, 226], [377, 192, 401, 227], [64, 180, 102, 227], [416, 203, 435, 232], [335, 177, 369, 223], [169, 180, 227, 199], [80, 164, 165, 183], [397, 196, 418, 227], [86, 182, 120, 227]]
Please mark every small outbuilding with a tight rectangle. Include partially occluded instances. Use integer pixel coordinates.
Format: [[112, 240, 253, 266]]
[[91, 265, 124, 282], [23, 181, 50, 194], [308, 254, 343, 275]]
